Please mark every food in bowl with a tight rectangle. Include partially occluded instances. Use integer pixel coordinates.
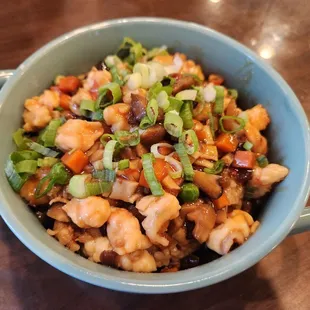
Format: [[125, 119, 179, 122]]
[[5, 37, 289, 273]]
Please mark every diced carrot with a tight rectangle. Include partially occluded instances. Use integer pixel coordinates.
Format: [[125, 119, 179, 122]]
[[59, 93, 71, 110], [138, 158, 169, 188], [61, 149, 89, 174], [208, 74, 224, 85], [58, 76, 80, 93], [232, 151, 256, 169], [153, 55, 174, 65], [213, 193, 230, 209], [215, 133, 238, 153]]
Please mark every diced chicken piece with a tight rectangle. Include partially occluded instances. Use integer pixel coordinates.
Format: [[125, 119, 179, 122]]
[[83, 67, 112, 90], [47, 203, 70, 222], [39, 90, 60, 109], [47, 221, 80, 252], [103, 103, 130, 132], [108, 178, 139, 203], [23, 98, 52, 132], [116, 250, 157, 273], [224, 178, 244, 207], [62, 197, 111, 228], [207, 210, 255, 255], [70, 88, 93, 115], [245, 122, 268, 154], [136, 192, 181, 246], [246, 104, 270, 131], [84, 236, 112, 263], [107, 208, 151, 255], [55, 119, 103, 152], [248, 164, 289, 198], [181, 202, 216, 243], [122, 85, 147, 104]]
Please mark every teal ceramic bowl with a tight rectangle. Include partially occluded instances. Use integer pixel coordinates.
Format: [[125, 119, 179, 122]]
[[0, 18, 309, 294]]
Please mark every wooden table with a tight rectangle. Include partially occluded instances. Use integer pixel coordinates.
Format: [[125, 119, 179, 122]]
[[1, 0, 309, 309]]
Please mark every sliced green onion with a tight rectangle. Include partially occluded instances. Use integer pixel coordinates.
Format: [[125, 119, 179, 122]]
[[37, 157, 59, 167], [85, 181, 113, 196], [146, 46, 168, 59], [214, 85, 225, 114], [5, 156, 28, 192], [146, 99, 158, 124], [150, 143, 173, 159], [68, 174, 90, 198], [174, 143, 194, 181], [228, 89, 238, 100], [164, 111, 183, 138], [219, 116, 246, 134], [176, 89, 197, 101], [118, 159, 130, 170], [179, 101, 193, 130], [165, 156, 183, 179], [55, 106, 64, 112], [139, 116, 153, 129], [27, 141, 59, 157], [96, 82, 122, 109], [243, 140, 253, 151], [41, 119, 63, 147], [13, 128, 27, 149], [35, 163, 70, 198], [180, 130, 199, 155], [11, 150, 41, 161], [156, 90, 170, 111], [204, 160, 224, 175], [142, 153, 164, 196], [110, 66, 125, 86], [193, 86, 204, 104], [100, 134, 115, 146], [115, 129, 140, 147], [80, 99, 96, 112], [15, 160, 37, 174], [179, 183, 199, 202], [257, 155, 269, 168], [103, 140, 118, 170], [91, 109, 104, 121], [92, 169, 116, 182], [208, 112, 215, 138], [161, 76, 175, 95], [117, 37, 146, 66], [148, 81, 163, 100], [166, 97, 183, 113]]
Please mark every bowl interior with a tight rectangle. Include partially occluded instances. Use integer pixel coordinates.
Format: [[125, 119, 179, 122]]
[[0, 18, 308, 293]]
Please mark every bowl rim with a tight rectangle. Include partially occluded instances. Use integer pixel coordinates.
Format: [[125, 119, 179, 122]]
[[0, 17, 309, 294]]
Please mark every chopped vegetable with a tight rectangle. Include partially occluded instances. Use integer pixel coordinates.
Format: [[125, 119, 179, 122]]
[[68, 174, 90, 198], [257, 155, 269, 168], [27, 141, 59, 157], [243, 140, 253, 151], [150, 143, 174, 159], [117, 37, 146, 66], [219, 116, 246, 134], [179, 101, 193, 129], [15, 160, 37, 174], [174, 143, 194, 181], [215, 133, 238, 153], [180, 129, 199, 155], [100, 133, 115, 146], [92, 169, 116, 182], [61, 149, 88, 174], [37, 157, 59, 167], [96, 82, 122, 109], [146, 46, 168, 60], [118, 159, 130, 170], [146, 99, 158, 124], [228, 89, 238, 100], [156, 90, 170, 111], [80, 99, 96, 112], [179, 183, 199, 202], [193, 170, 222, 199], [59, 93, 71, 110], [164, 111, 183, 138], [13, 128, 27, 150], [85, 181, 113, 196], [103, 140, 118, 170], [232, 151, 256, 169], [5, 155, 28, 192], [204, 160, 225, 175], [141, 153, 164, 196], [41, 119, 63, 147], [58, 76, 80, 93], [212, 192, 229, 209], [35, 163, 70, 198], [115, 129, 140, 147], [213, 85, 225, 114], [166, 97, 183, 113], [175, 89, 197, 101]]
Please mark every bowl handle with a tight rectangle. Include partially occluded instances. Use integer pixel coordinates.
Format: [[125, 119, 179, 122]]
[[0, 70, 14, 89], [289, 207, 310, 235]]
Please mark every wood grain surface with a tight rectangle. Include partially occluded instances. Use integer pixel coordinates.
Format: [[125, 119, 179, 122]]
[[0, 0, 310, 309]]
